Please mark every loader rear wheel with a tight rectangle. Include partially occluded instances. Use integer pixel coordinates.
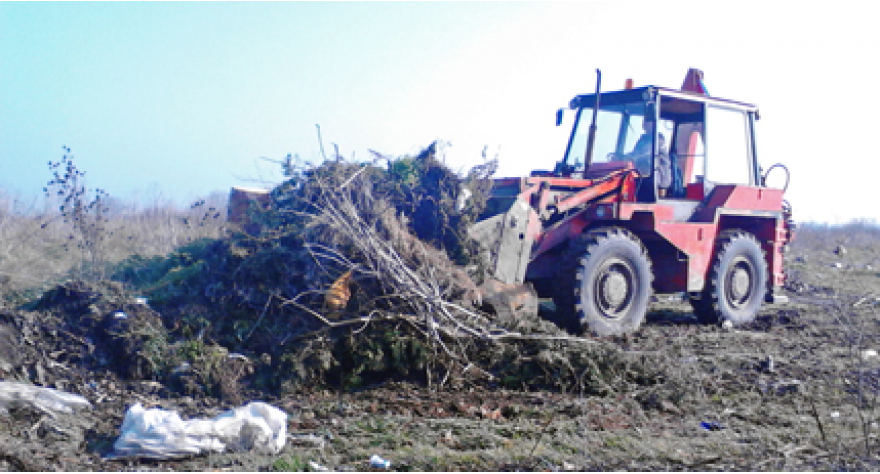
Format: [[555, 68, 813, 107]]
[[556, 228, 653, 336], [690, 230, 767, 326]]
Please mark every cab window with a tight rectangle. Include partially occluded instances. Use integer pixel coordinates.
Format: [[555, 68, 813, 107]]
[[706, 106, 753, 185]]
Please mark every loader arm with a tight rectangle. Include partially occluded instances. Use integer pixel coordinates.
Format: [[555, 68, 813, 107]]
[[553, 169, 635, 214], [470, 167, 635, 286]]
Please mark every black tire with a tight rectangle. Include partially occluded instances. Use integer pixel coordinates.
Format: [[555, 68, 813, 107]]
[[555, 228, 653, 336], [690, 230, 767, 326]]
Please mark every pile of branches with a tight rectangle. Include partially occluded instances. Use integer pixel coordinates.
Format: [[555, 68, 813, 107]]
[[269, 144, 635, 391], [282, 162, 496, 380], [270, 145, 514, 375]]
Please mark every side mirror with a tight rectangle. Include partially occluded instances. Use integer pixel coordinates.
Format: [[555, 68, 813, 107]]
[[556, 108, 565, 127]]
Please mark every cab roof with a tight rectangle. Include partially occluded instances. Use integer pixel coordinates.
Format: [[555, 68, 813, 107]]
[[570, 86, 759, 116]]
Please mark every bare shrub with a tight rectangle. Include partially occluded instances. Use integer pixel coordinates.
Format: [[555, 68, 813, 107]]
[[42, 147, 113, 281]]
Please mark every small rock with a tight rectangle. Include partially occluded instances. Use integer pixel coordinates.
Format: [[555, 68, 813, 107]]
[[771, 379, 802, 395], [659, 399, 681, 415], [757, 378, 803, 396], [288, 434, 325, 449]]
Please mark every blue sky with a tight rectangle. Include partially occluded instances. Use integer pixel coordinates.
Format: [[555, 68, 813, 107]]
[[1, 1, 877, 223]]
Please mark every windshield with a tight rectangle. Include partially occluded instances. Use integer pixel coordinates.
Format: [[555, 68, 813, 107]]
[[564, 101, 668, 177]]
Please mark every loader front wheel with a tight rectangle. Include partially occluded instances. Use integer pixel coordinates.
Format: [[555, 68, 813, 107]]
[[557, 228, 653, 336], [690, 230, 767, 326]]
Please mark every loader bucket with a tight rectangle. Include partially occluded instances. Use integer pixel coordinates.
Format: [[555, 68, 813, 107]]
[[468, 186, 541, 320], [468, 196, 536, 286]]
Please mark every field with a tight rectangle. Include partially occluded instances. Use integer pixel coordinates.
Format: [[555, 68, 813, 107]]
[[1, 162, 880, 471]]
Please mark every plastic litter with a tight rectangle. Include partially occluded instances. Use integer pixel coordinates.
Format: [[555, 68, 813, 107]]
[[112, 311, 128, 320], [370, 454, 391, 469], [700, 421, 724, 431], [107, 401, 287, 460], [308, 460, 330, 471], [0, 381, 92, 415]]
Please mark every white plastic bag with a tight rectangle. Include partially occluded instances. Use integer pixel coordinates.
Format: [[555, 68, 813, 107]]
[[108, 401, 287, 460], [0, 380, 92, 415]]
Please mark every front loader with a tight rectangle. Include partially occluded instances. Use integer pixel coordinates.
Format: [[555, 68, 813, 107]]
[[471, 69, 794, 336]]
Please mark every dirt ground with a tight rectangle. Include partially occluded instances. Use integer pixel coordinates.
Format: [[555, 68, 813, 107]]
[[1, 226, 879, 471]]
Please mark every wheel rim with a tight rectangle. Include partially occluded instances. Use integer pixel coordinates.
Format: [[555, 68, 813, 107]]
[[725, 256, 755, 309], [594, 257, 635, 319]]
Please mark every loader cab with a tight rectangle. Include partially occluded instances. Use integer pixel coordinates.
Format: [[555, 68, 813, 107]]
[[562, 87, 761, 207], [659, 90, 761, 203]]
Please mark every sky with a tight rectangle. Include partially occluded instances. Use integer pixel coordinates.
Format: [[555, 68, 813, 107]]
[[1, 1, 878, 223]]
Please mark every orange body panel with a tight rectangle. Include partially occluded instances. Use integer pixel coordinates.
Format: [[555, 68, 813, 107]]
[[522, 181, 788, 293]]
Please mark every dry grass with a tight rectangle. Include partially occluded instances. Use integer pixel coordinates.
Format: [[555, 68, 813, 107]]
[[0, 189, 227, 301]]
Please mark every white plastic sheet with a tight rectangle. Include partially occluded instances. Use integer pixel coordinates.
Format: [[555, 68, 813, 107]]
[[108, 401, 287, 460], [0, 380, 92, 415]]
